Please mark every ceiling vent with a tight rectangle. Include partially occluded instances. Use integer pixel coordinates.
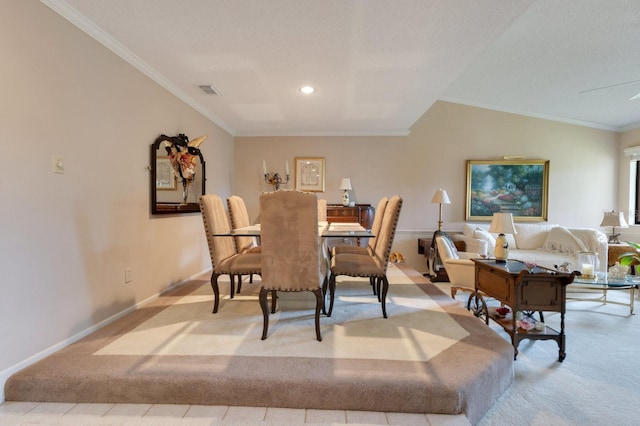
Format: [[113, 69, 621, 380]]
[[198, 85, 219, 95]]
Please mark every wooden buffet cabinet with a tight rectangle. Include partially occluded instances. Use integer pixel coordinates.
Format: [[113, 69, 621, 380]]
[[470, 259, 574, 361], [326, 204, 374, 229], [326, 204, 374, 247]]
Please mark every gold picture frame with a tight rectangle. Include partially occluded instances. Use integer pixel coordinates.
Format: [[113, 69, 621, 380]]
[[295, 157, 325, 192], [466, 159, 549, 221], [155, 156, 177, 190]]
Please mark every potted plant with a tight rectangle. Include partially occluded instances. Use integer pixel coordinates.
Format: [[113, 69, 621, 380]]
[[617, 241, 640, 274]]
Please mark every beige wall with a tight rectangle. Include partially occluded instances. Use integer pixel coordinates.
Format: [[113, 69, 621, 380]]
[[236, 101, 619, 271], [0, 0, 233, 390]]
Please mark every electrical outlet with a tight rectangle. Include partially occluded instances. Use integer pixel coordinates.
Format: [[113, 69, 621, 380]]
[[124, 268, 132, 283]]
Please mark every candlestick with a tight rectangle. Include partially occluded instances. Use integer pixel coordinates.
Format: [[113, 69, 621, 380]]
[[263, 161, 290, 191]]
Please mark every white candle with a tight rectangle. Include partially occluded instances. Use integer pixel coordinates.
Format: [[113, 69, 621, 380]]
[[263, 160, 267, 175], [581, 263, 594, 276], [285, 160, 289, 175]]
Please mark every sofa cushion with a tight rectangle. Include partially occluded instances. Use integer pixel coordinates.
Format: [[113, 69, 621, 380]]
[[514, 223, 557, 250], [542, 226, 588, 254], [473, 228, 496, 256], [465, 222, 517, 249]]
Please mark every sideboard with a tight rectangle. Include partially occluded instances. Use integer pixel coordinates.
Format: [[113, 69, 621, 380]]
[[326, 204, 374, 247], [326, 204, 374, 229]]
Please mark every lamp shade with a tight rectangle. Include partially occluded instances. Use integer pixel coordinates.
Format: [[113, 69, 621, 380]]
[[489, 212, 517, 235], [431, 189, 451, 204], [600, 211, 628, 228], [339, 178, 352, 190]]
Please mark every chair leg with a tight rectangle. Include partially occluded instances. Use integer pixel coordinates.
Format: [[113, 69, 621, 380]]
[[229, 274, 235, 299], [211, 273, 221, 313], [451, 286, 457, 298], [313, 288, 323, 341], [271, 290, 278, 314], [259, 288, 270, 340], [327, 273, 337, 317], [236, 275, 243, 294], [321, 276, 328, 315], [370, 277, 377, 295], [380, 276, 389, 318]]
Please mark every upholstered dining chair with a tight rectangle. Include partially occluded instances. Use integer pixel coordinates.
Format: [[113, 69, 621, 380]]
[[227, 195, 260, 290], [434, 231, 479, 298], [200, 194, 261, 313], [317, 198, 327, 222], [259, 190, 327, 341], [326, 195, 402, 318], [227, 195, 261, 254], [332, 196, 389, 257]]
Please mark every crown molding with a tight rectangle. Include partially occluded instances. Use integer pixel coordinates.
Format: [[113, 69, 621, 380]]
[[41, 0, 236, 136]]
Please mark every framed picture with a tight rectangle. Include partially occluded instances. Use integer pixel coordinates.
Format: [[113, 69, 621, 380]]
[[156, 156, 177, 190], [295, 157, 325, 192], [466, 159, 549, 221]]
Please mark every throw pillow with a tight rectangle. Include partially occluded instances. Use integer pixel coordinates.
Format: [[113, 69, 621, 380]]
[[514, 223, 557, 250], [542, 226, 588, 254], [474, 228, 496, 256]]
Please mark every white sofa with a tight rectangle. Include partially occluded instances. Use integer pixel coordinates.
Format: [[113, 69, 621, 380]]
[[459, 223, 608, 273]]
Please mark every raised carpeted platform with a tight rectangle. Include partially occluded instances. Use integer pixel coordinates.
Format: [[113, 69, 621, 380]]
[[5, 263, 513, 424]]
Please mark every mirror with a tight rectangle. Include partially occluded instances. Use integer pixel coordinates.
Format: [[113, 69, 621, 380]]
[[150, 134, 206, 214]]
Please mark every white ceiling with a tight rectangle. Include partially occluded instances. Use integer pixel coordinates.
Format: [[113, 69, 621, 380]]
[[44, 0, 640, 136]]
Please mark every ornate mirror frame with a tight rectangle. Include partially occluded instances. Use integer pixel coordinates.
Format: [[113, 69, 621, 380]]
[[150, 134, 206, 214]]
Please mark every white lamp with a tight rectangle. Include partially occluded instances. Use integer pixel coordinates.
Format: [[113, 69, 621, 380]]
[[430, 189, 451, 231], [489, 213, 517, 262], [600, 210, 628, 244], [340, 178, 352, 206]]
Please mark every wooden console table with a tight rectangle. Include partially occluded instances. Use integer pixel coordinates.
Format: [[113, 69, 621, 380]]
[[470, 259, 574, 361]]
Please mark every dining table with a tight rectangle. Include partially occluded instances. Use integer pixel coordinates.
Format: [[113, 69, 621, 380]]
[[214, 221, 374, 239]]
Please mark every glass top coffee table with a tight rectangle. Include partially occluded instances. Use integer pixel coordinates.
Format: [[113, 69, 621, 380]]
[[570, 272, 637, 315]]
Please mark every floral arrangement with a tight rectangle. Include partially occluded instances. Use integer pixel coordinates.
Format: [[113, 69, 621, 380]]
[[163, 134, 206, 183], [169, 149, 198, 181]]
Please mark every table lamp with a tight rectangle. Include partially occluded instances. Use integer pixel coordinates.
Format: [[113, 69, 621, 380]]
[[340, 178, 352, 206], [430, 188, 451, 231], [489, 212, 516, 262], [600, 210, 628, 244]]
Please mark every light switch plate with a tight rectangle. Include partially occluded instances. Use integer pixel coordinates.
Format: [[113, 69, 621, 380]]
[[53, 156, 64, 174]]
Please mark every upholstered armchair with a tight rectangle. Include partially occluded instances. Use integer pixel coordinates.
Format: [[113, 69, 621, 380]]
[[435, 232, 480, 298], [259, 190, 327, 341]]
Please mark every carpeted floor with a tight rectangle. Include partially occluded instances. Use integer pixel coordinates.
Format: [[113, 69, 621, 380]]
[[5, 263, 514, 424]]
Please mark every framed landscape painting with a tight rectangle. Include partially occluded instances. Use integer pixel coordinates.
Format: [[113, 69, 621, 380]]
[[466, 159, 549, 221]]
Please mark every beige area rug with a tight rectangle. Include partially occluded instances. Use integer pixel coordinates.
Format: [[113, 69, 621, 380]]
[[5, 263, 513, 424]]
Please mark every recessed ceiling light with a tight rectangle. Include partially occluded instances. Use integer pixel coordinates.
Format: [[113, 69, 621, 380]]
[[300, 86, 314, 94]]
